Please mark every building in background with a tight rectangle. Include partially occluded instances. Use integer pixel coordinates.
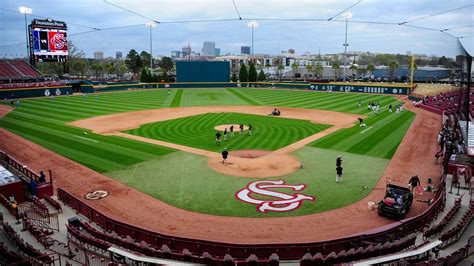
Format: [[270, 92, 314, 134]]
[[215, 48, 221, 57], [171, 51, 182, 58], [201, 41, 216, 56], [182, 45, 192, 58], [94, 51, 104, 60], [241, 46, 251, 55], [115, 51, 123, 60], [288, 48, 295, 54]]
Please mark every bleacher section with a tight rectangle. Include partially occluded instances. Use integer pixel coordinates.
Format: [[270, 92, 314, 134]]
[[419, 89, 474, 117], [0, 81, 64, 90], [0, 60, 41, 80]]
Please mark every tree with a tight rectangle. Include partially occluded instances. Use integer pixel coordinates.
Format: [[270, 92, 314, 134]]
[[305, 64, 313, 80], [349, 64, 358, 77], [265, 62, 272, 70], [140, 67, 150, 82], [277, 64, 284, 81], [159, 56, 174, 71], [231, 72, 238, 82], [367, 64, 375, 76], [331, 62, 340, 81], [315, 63, 324, 79], [106, 63, 116, 78], [91, 63, 104, 78], [291, 62, 299, 81], [257, 70, 266, 81], [388, 61, 399, 80], [239, 63, 248, 82], [140, 51, 151, 68], [248, 63, 258, 82], [125, 49, 142, 75], [118, 64, 128, 78], [71, 60, 86, 77]]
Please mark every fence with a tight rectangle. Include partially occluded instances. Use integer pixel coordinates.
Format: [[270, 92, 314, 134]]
[[19, 201, 59, 231], [57, 178, 446, 261]]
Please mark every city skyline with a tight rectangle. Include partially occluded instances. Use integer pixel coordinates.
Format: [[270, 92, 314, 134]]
[[1, 0, 473, 58]]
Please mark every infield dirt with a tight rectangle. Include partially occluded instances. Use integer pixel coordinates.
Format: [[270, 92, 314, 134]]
[[0, 98, 442, 244]]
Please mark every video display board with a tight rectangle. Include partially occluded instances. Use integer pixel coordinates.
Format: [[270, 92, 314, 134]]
[[29, 19, 68, 63]]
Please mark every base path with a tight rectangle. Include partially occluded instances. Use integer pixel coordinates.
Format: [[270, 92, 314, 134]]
[[0, 105, 13, 118], [70, 106, 361, 178], [0, 101, 442, 244]]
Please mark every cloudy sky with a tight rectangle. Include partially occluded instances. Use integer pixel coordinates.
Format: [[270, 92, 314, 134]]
[[0, 0, 473, 58]]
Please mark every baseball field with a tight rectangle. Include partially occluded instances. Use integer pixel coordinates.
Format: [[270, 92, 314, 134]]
[[0, 88, 416, 217]]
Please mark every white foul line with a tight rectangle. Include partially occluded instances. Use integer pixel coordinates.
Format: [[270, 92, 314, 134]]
[[73, 135, 99, 143], [360, 126, 373, 134]]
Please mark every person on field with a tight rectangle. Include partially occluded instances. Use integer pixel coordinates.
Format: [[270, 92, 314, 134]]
[[248, 124, 253, 136], [222, 148, 229, 165], [408, 175, 421, 193], [239, 123, 244, 135], [358, 101, 361, 108], [358, 118, 366, 127], [229, 125, 234, 138], [215, 131, 222, 145], [389, 103, 393, 113], [336, 155, 343, 167], [223, 128, 228, 142], [336, 166, 343, 183]]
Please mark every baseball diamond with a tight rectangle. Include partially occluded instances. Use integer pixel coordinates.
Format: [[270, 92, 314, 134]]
[[0, 87, 415, 219], [0, 2, 472, 264]]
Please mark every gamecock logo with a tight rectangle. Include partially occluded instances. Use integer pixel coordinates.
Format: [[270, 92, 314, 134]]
[[236, 180, 315, 213], [50, 33, 67, 50]]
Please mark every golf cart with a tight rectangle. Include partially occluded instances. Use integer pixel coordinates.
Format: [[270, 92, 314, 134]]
[[378, 184, 413, 220]]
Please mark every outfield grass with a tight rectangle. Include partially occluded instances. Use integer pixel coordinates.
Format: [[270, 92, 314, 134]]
[[126, 112, 330, 152], [310, 110, 416, 158], [0, 88, 416, 216], [0, 90, 177, 172], [106, 147, 388, 217]]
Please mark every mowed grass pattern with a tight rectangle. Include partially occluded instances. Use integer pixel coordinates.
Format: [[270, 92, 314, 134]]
[[126, 112, 330, 152], [311, 110, 416, 158], [0, 90, 177, 172], [230, 88, 414, 158]]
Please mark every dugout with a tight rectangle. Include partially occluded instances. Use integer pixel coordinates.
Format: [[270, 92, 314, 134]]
[[176, 61, 230, 82]]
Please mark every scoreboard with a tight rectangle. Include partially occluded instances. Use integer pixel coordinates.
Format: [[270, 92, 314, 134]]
[[29, 19, 68, 64]]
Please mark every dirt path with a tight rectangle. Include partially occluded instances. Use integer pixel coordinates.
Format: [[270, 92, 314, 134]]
[[0, 102, 442, 244], [0, 105, 13, 118], [71, 106, 360, 178]]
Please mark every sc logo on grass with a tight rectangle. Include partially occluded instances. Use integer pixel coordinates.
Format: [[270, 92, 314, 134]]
[[236, 180, 315, 213]]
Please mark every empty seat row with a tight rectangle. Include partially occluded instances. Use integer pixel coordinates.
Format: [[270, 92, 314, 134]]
[[424, 196, 462, 238], [439, 200, 473, 243], [300, 233, 417, 265], [2, 222, 52, 263]]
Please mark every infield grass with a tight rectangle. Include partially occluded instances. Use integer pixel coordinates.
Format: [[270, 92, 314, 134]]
[[106, 147, 388, 217], [126, 112, 330, 152]]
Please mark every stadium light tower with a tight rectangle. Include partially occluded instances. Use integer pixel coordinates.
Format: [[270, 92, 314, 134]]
[[247, 21, 258, 61], [19, 6, 32, 63], [341, 11, 352, 81], [145, 21, 157, 69]]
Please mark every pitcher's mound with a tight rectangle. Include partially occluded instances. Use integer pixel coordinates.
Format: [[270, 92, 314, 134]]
[[214, 124, 248, 131], [208, 150, 301, 178]]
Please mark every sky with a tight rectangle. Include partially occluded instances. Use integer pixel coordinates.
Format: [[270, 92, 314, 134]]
[[0, 0, 473, 58]]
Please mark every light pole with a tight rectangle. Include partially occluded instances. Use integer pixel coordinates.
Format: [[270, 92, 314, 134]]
[[247, 21, 258, 63], [145, 21, 157, 69], [19, 6, 32, 63], [341, 11, 352, 81]]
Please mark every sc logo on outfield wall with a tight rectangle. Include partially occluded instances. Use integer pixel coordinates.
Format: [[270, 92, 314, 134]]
[[235, 180, 315, 213]]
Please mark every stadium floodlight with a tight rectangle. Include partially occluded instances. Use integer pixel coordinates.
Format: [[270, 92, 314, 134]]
[[247, 21, 258, 61], [19, 6, 32, 64], [145, 21, 157, 69], [341, 11, 353, 81], [19, 6, 33, 14]]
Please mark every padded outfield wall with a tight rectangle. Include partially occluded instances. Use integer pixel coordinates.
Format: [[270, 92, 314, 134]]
[[0, 81, 410, 99]]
